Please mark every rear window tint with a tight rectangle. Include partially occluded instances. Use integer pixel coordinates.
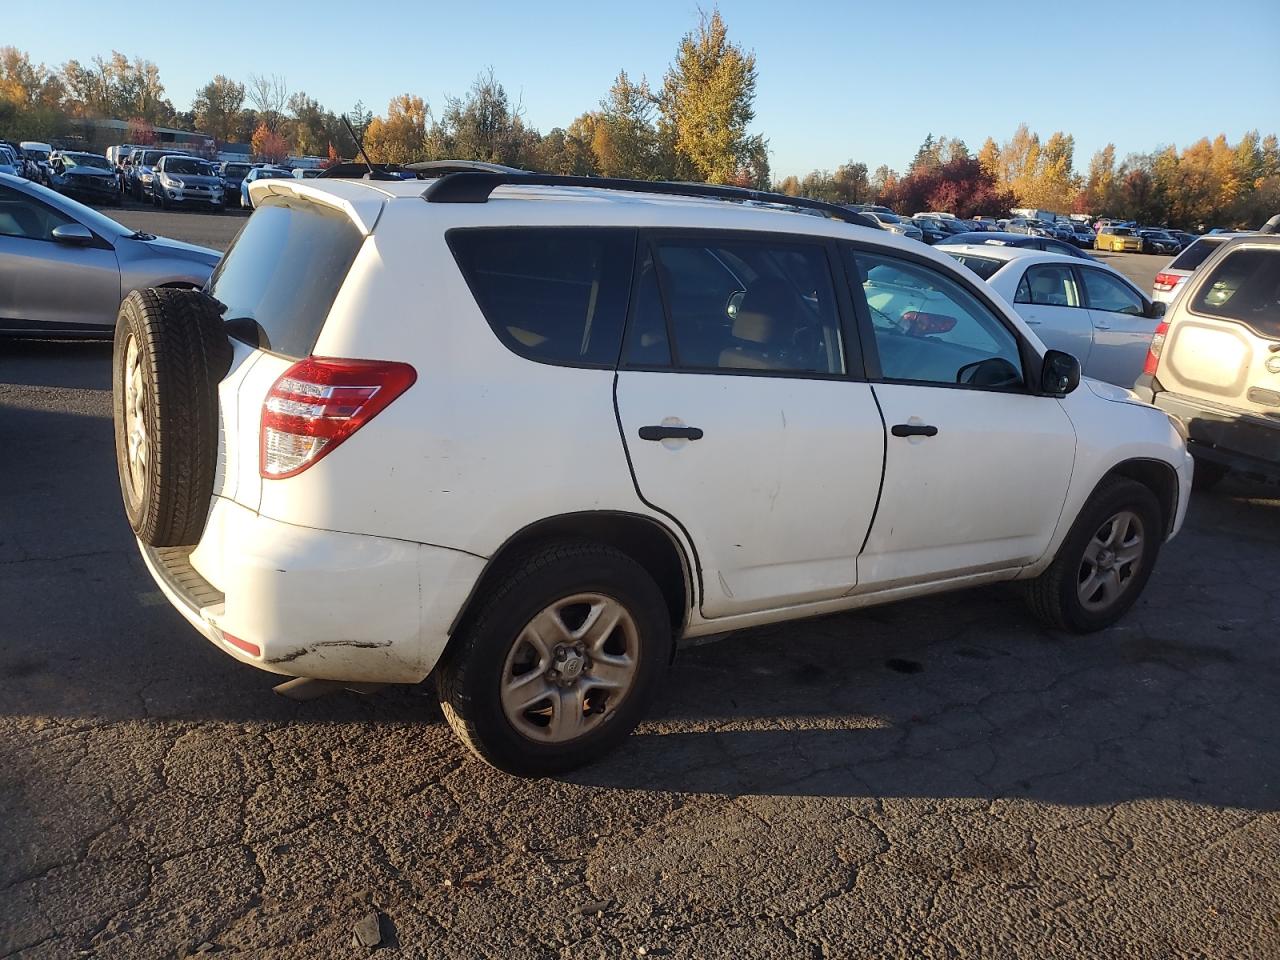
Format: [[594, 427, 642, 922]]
[[1169, 236, 1225, 272], [945, 253, 1004, 280], [448, 228, 635, 367], [208, 197, 363, 359], [1189, 247, 1280, 337]]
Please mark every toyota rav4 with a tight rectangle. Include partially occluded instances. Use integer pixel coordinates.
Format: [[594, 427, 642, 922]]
[[113, 171, 1194, 775]]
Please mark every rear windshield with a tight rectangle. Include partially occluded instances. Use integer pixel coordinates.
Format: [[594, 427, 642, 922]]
[[1169, 236, 1225, 271], [448, 228, 635, 367], [208, 197, 364, 359], [945, 252, 1004, 280], [1189, 247, 1280, 337]]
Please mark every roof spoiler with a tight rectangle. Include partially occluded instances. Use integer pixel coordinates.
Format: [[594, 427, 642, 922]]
[[420, 173, 882, 229]]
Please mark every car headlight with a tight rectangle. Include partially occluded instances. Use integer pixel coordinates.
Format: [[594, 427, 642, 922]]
[[140, 171, 153, 182], [165, 177, 184, 188]]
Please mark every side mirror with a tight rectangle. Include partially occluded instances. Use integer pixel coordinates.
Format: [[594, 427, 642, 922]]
[[1147, 299, 1167, 320], [50, 223, 94, 245], [1041, 349, 1081, 396]]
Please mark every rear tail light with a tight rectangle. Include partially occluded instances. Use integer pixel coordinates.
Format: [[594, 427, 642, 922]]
[[1153, 272, 1180, 292], [1143, 320, 1170, 376], [261, 357, 417, 479]]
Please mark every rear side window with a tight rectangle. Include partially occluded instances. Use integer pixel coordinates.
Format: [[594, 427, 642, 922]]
[[1170, 237, 1224, 272], [1190, 247, 1280, 337], [629, 236, 845, 375], [448, 228, 635, 368], [208, 197, 364, 359], [1018, 263, 1082, 307]]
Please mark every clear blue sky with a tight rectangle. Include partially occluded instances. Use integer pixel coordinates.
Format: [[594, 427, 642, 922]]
[[8, 0, 1279, 177]]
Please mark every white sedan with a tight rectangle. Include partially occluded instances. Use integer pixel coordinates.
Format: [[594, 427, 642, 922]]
[[939, 244, 1166, 388]]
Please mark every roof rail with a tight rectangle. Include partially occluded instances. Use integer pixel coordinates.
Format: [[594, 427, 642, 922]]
[[420, 173, 882, 229], [403, 159, 527, 175]]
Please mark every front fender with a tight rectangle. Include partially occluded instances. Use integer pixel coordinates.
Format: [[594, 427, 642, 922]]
[[1021, 383, 1192, 577]]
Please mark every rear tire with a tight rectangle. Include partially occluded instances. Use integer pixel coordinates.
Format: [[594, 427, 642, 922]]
[[1024, 477, 1163, 633], [112, 288, 231, 547], [437, 541, 672, 776]]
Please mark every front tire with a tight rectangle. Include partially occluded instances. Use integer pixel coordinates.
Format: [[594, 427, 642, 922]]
[[437, 541, 673, 776], [1024, 477, 1163, 633]]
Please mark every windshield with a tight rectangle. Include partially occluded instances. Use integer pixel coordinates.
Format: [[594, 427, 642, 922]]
[[260, 169, 291, 179], [224, 164, 250, 176], [164, 158, 213, 175], [142, 151, 176, 166], [64, 154, 112, 170], [945, 253, 1005, 280], [876, 213, 903, 224], [25, 149, 50, 161]]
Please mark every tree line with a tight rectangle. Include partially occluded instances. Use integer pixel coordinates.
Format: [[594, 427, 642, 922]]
[[0, 10, 768, 185], [783, 126, 1280, 229], [3, 16, 1276, 228]]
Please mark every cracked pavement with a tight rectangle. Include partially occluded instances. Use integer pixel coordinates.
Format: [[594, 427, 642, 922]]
[[2, 334, 1279, 959]]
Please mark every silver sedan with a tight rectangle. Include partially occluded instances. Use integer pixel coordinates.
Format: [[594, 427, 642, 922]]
[[0, 172, 220, 337]]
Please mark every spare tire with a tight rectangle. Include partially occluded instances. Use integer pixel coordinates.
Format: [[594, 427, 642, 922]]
[[112, 288, 232, 547]]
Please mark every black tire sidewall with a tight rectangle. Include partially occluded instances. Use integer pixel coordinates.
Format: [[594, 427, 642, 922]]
[[1053, 480, 1163, 632], [443, 547, 672, 776], [111, 299, 151, 528]]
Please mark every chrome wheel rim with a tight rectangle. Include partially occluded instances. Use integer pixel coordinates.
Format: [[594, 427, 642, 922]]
[[123, 333, 148, 501], [1077, 509, 1144, 612], [500, 593, 640, 744]]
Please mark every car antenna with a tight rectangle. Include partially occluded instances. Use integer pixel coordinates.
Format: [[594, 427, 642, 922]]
[[342, 114, 392, 180]]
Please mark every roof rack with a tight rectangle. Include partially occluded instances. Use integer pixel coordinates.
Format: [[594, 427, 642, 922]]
[[318, 159, 530, 181], [420, 173, 881, 229], [403, 159, 526, 175]]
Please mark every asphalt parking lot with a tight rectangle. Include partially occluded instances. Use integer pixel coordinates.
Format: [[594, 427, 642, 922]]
[[2, 210, 1278, 959]]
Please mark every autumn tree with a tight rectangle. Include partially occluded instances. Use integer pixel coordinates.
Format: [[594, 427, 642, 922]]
[[885, 157, 1014, 219], [595, 71, 663, 179], [363, 94, 429, 164], [660, 9, 762, 183], [61, 51, 173, 125], [192, 75, 245, 142], [0, 46, 66, 139], [251, 121, 290, 164], [427, 70, 537, 167], [127, 117, 156, 145]]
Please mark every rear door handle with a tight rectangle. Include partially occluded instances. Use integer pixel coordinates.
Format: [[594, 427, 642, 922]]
[[890, 423, 938, 438], [639, 425, 704, 442]]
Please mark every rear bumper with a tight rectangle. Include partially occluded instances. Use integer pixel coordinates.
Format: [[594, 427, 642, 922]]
[[141, 496, 486, 683], [1151, 388, 1280, 478]]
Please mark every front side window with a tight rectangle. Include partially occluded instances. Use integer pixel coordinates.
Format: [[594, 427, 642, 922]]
[[449, 228, 635, 367], [1016, 263, 1082, 307], [1190, 247, 1280, 337], [850, 250, 1024, 388], [634, 236, 845, 375], [0, 184, 73, 241], [1080, 268, 1144, 316]]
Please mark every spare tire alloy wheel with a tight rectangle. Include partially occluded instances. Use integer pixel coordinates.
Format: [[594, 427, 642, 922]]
[[112, 288, 232, 548], [500, 593, 640, 743], [121, 332, 148, 515]]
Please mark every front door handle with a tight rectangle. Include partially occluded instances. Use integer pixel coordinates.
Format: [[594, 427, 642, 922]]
[[891, 423, 938, 438], [639, 425, 704, 442]]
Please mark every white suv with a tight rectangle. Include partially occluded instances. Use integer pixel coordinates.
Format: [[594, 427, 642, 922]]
[[113, 171, 1193, 775]]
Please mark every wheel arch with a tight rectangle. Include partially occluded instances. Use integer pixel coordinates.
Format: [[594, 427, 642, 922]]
[[1098, 457, 1180, 538], [448, 511, 695, 641]]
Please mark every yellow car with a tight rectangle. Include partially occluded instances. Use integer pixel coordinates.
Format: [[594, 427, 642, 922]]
[[1095, 226, 1144, 252]]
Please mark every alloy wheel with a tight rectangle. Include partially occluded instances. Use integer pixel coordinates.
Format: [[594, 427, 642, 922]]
[[1077, 509, 1144, 612]]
